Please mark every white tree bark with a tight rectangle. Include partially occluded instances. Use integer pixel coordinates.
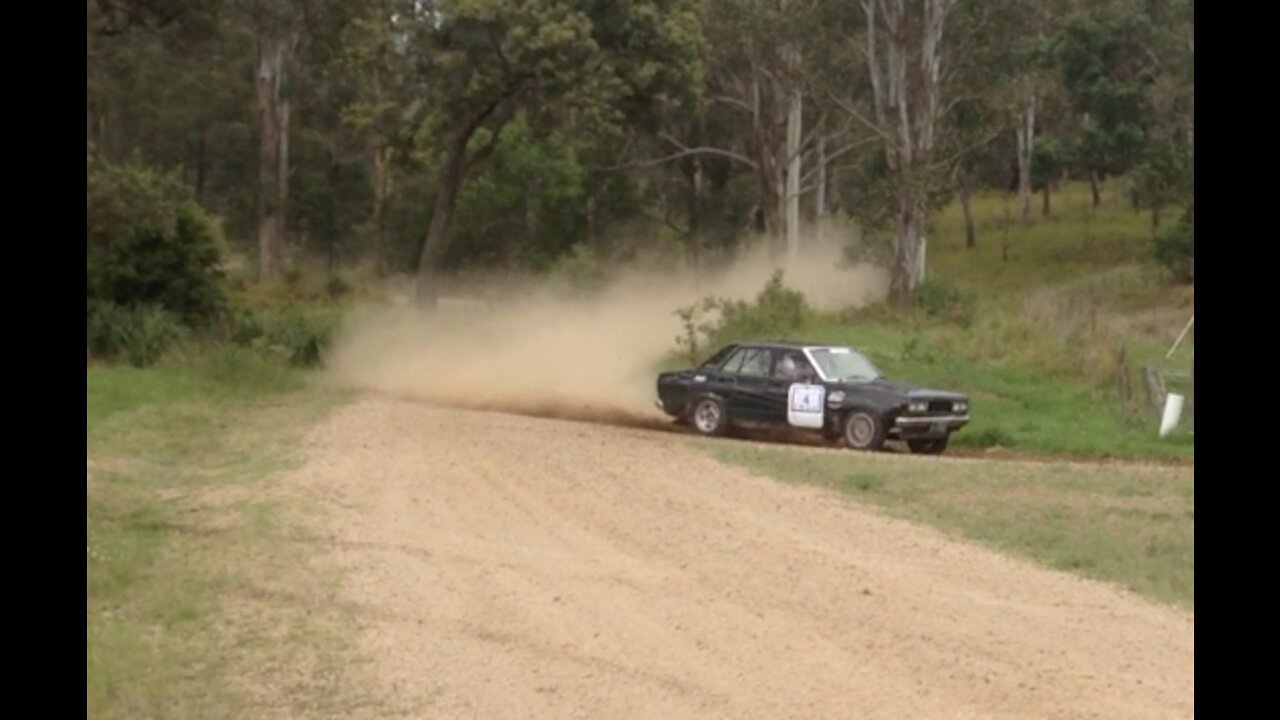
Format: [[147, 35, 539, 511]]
[[860, 0, 955, 302], [785, 83, 802, 262], [254, 3, 300, 279], [256, 34, 288, 278], [815, 123, 827, 246], [1015, 93, 1036, 223]]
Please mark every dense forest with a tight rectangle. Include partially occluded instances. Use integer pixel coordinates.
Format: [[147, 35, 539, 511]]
[[87, 0, 1193, 307]]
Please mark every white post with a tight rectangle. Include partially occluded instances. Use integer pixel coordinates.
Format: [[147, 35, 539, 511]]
[[1159, 393, 1184, 438]]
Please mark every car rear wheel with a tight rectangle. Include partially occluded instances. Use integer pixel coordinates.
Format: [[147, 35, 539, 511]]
[[842, 410, 887, 451], [907, 437, 948, 455], [690, 397, 729, 436]]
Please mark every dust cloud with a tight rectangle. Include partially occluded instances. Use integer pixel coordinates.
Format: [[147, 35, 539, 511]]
[[324, 235, 890, 426]]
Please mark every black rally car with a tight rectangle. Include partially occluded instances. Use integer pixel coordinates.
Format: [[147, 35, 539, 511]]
[[656, 341, 970, 454]]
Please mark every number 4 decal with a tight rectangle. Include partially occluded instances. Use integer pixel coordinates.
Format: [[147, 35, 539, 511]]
[[788, 383, 825, 428]]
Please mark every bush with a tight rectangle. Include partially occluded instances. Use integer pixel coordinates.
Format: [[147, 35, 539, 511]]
[[326, 275, 352, 300], [674, 271, 812, 362], [87, 302, 186, 367], [913, 280, 974, 325], [87, 156, 228, 325], [901, 337, 936, 365], [226, 304, 341, 367], [1153, 203, 1193, 282]]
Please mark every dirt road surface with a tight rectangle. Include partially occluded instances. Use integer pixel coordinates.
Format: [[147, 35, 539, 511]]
[[285, 398, 1193, 719]]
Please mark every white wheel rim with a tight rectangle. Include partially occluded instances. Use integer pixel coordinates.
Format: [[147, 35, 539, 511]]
[[847, 414, 874, 446], [694, 401, 721, 433]]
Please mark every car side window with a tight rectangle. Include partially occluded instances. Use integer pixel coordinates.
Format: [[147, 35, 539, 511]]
[[773, 351, 816, 381], [738, 348, 773, 378], [699, 345, 736, 370], [720, 348, 748, 375]]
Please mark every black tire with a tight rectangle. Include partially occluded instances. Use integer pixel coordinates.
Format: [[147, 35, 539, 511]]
[[689, 396, 730, 437], [907, 437, 949, 455], [842, 410, 887, 451]]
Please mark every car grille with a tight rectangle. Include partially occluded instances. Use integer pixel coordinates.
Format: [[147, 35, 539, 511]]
[[927, 400, 954, 414]]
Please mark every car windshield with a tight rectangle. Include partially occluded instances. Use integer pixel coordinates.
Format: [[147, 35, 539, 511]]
[[809, 346, 881, 382]]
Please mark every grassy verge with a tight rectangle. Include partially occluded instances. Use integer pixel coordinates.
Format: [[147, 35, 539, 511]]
[[671, 182, 1194, 462], [712, 443, 1194, 610], [87, 348, 377, 718], [851, 184, 1192, 460], [796, 315, 1194, 461]]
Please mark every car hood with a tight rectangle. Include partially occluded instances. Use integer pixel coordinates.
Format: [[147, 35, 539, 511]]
[[832, 378, 967, 401]]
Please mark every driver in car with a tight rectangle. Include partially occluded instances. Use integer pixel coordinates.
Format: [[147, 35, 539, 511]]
[[776, 353, 811, 382]]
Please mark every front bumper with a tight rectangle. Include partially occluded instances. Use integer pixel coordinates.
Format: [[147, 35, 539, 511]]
[[890, 414, 970, 437]]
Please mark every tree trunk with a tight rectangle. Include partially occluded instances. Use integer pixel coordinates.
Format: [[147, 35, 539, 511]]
[[958, 167, 976, 249], [279, 97, 291, 252], [584, 193, 596, 256], [255, 31, 291, 279], [1015, 94, 1036, 223], [327, 143, 340, 272], [748, 75, 780, 244], [372, 146, 389, 275], [1042, 185, 1051, 218], [1002, 198, 1012, 261], [1089, 170, 1102, 208], [410, 73, 525, 305], [370, 57, 390, 276], [815, 127, 827, 247], [784, 84, 802, 262], [415, 140, 469, 309], [862, 0, 951, 304], [686, 154, 703, 274], [889, 192, 926, 303]]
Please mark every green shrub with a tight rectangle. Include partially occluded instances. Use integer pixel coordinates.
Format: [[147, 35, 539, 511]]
[[87, 302, 187, 367], [195, 345, 307, 392], [1153, 203, 1193, 282], [674, 271, 812, 362], [226, 305, 341, 368], [901, 337, 936, 365], [914, 280, 973, 324], [325, 275, 352, 300], [226, 305, 268, 346], [87, 157, 228, 325]]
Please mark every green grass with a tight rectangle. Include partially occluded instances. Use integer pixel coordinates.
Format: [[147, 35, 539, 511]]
[[712, 443, 1194, 610], [87, 349, 375, 719], [928, 180, 1162, 292], [896, 184, 1192, 460]]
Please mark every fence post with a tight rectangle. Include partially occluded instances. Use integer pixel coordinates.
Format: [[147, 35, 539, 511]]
[[1141, 366, 1167, 415], [1188, 357, 1194, 433], [1116, 346, 1133, 407]]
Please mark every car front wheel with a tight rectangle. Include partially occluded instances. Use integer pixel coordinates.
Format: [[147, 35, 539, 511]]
[[690, 396, 729, 436], [842, 410, 887, 451]]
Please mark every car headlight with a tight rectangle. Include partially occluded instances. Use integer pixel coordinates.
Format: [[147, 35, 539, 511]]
[[908, 400, 928, 413], [953, 401, 968, 413], [827, 391, 846, 406]]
